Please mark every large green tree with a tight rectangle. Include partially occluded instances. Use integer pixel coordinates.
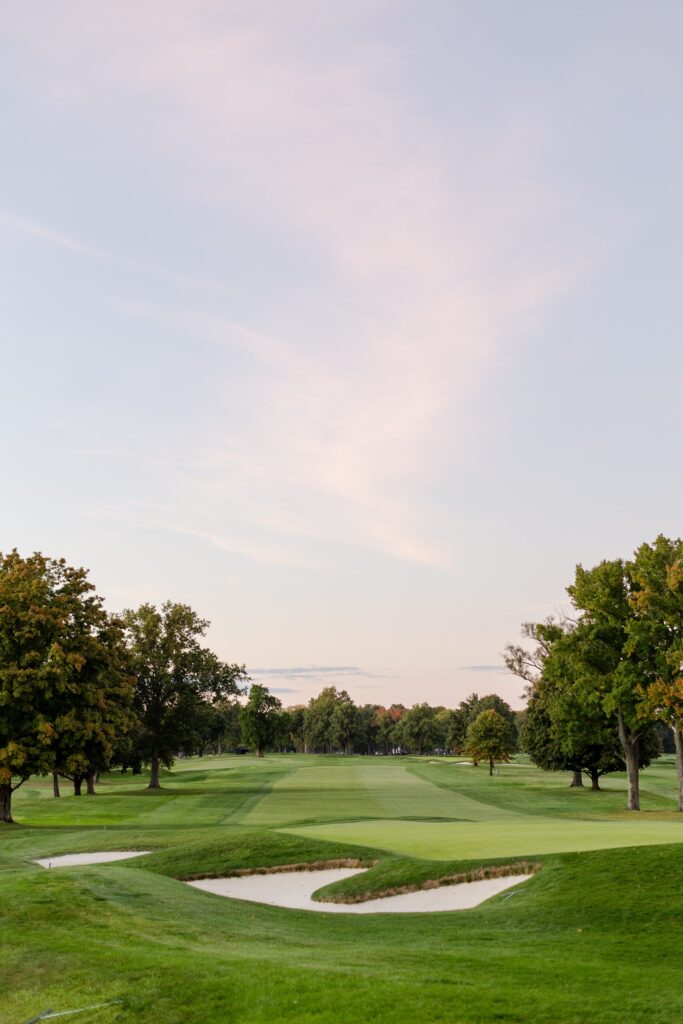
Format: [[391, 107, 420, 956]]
[[400, 703, 437, 755], [567, 559, 657, 811], [330, 698, 359, 754], [464, 709, 516, 775], [51, 608, 134, 796], [373, 705, 404, 754], [304, 687, 356, 753], [122, 602, 247, 788], [448, 693, 517, 756], [0, 551, 132, 821], [240, 684, 282, 756], [509, 614, 660, 794], [627, 535, 683, 807]]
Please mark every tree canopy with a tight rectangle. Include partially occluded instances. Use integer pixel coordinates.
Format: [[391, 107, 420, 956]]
[[240, 684, 282, 757], [464, 709, 516, 775], [122, 602, 247, 788]]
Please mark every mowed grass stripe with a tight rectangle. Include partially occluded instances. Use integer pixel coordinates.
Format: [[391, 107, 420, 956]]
[[243, 759, 508, 826]]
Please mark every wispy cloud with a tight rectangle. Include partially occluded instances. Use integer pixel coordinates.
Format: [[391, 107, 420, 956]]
[[459, 665, 508, 674], [0, 211, 107, 257], [0, 209, 217, 292], [250, 666, 369, 679]]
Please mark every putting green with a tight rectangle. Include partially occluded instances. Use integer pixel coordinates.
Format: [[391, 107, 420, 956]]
[[283, 815, 683, 859]]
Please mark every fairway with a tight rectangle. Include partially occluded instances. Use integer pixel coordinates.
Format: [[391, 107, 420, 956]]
[[5, 753, 683, 1024]]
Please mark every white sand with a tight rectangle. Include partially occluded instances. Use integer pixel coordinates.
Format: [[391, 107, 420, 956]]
[[34, 851, 151, 868], [188, 869, 531, 913]]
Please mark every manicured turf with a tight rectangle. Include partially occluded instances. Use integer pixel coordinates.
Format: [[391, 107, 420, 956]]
[[285, 814, 683, 858], [4, 754, 683, 1023]]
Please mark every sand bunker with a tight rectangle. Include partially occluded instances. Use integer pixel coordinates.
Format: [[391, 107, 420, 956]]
[[34, 851, 151, 868], [188, 868, 531, 913]]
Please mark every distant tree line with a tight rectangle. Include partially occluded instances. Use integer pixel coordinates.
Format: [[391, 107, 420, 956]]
[[507, 534, 682, 811], [236, 686, 519, 765]]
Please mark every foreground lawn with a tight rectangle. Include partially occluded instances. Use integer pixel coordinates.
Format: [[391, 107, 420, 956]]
[[3, 754, 683, 1023]]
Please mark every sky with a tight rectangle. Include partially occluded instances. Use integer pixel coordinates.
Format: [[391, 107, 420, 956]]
[[1, 1, 682, 709]]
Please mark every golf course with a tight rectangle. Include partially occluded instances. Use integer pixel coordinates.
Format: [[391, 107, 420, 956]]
[[3, 753, 683, 1024]]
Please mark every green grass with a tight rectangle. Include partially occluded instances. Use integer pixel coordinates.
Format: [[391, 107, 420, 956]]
[[285, 814, 683, 859], [3, 753, 683, 1023]]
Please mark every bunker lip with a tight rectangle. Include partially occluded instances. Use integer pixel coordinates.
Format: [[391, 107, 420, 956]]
[[187, 866, 535, 914], [180, 857, 377, 882], [34, 851, 151, 868]]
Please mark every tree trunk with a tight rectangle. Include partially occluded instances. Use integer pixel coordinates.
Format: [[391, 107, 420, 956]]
[[489, 757, 494, 776], [52, 771, 61, 798], [589, 769, 601, 791], [617, 712, 640, 811], [255, 747, 264, 758], [73, 776, 83, 796], [0, 783, 13, 823], [570, 770, 583, 787], [674, 724, 683, 812], [86, 771, 96, 795], [149, 750, 161, 789]]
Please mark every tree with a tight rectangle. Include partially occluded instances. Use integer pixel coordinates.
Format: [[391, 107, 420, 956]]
[[401, 703, 437, 755], [122, 602, 247, 788], [508, 614, 660, 793], [374, 705, 404, 754], [627, 535, 683, 808], [0, 551, 132, 821], [51, 609, 134, 796], [0, 551, 59, 822], [287, 706, 307, 752], [508, 619, 600, 787], [521, 668, 659, 791], [330, 698, 359, 754], [185, 694, 242, 756], [432, 708, 452, 751], [354, 704, 380, 754], [240, 684, 282, 756], [304, 687, 355, 753], [448, 693, 518, 758], [568, 559, 657, 811], [464, 709, 516, 775]]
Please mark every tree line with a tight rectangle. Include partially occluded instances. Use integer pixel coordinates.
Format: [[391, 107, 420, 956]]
[[2, 532, 679, 820], [239, 685, 519, 773], [505, 534, 682, 811], [0, 547, 520, 821]]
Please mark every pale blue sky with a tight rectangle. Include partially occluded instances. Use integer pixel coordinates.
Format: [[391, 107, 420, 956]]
[[1, 2, 681, 707]]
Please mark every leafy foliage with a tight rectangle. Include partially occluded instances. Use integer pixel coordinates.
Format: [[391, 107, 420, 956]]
[[240, 683, 282, 756], [122, 602, 247, 786], [464, 708, 516, 774]]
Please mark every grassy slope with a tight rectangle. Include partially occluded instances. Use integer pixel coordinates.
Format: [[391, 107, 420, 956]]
[[3, 754, 683, 1024]]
